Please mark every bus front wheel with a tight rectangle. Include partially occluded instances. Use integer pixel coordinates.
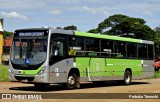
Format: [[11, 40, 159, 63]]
[[66, 73, 80, 89]]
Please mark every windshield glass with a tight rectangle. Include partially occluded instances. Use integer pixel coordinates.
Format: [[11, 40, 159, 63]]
[[11, 37, 48, 65]]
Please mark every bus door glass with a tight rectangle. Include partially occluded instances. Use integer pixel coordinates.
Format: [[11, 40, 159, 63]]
[[49, 34, 67, 65]]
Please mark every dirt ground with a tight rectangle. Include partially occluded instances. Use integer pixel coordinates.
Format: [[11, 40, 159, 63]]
[[0, 79, 160, 102]]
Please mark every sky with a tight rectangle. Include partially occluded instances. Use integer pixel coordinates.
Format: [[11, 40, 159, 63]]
[[0, 0, 160, 32]]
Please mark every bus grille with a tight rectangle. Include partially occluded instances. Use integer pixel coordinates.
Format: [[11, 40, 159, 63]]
[[15, 76, 34, 81]]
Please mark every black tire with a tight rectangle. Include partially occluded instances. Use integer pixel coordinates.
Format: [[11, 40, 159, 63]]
[[66, 73, 80, 89], [75, 75, 80, 89], [123, 70, 132, 85], [34, 83, 49, 89]]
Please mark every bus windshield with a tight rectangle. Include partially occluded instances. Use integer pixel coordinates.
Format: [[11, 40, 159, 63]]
[[11, 37, 48, 65]]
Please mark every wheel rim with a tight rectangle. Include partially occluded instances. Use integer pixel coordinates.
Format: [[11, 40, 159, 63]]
[[68, 76, 75, 86], [125, 74, 130, 83]]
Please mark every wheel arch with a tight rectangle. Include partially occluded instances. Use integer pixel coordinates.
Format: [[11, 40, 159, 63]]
[[66, 68, 81, 89], [125, 68, 132, 76], [68, 68, 80, 77]]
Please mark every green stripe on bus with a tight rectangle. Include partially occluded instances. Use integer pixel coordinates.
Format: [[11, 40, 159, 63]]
[[20, 67, 42, 75], [75, 31, 141, 43]]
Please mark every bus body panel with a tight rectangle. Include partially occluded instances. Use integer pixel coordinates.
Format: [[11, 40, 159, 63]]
[[49, 58, 75, 83], [76, 57, 143, 81], [9, 61, 50, 83], [133, 60, 154, 79]]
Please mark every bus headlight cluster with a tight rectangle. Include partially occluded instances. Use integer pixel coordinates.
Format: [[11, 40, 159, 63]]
[[38, 66, 47, 75]]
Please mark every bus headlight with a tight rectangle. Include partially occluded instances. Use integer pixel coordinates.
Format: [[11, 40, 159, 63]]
[[38, 66, 47, 75]]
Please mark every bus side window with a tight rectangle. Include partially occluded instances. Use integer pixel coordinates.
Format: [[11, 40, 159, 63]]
[[148, 44, 154, 59], [101, 40, 113, 57], [68, 36, 85, 56], [114, 41, 126, 58], [138, 44, 147, 59], [127, 43, 137, 58], [85, 38, 100, 56]]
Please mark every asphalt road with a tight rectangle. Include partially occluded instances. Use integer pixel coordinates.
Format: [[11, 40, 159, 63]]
[[0, 78, 160, 102]]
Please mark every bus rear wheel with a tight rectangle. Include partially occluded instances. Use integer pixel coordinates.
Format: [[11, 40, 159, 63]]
[[123, 70, 132, 85], [66, 73, 80, 89]]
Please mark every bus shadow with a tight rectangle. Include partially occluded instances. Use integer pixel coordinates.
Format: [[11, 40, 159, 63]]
[[9, 81, 150, 92]]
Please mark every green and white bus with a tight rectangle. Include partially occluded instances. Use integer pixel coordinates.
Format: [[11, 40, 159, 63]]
[[9, 28, 154, 89]]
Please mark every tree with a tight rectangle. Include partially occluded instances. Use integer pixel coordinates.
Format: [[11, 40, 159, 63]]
[[63, 25, 77, 30], [87, 28, 99, 33], [56, 27, 62, 29], [131, 23, 155, 40], [3, 30, 13, 39], [154, 26, 160, 56], [155, 26, 160, 31], [88, 14, 155, 41], [98, 14, 135, 34]]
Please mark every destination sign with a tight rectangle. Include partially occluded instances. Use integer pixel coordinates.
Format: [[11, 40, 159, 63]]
[[19, 32, 44, 36]]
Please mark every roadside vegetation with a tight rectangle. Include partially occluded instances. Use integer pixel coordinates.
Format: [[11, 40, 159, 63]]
[[154, 70, 160, 78], [0, 65, 9, 82]]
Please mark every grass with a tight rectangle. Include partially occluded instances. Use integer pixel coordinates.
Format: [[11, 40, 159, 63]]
[[154, 70, 160, 78], [0, 65, 9, 82]]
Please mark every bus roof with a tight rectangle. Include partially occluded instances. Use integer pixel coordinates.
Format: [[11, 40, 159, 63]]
[[74, 31, 154, 44], [14, 28, 154, 44], [15, 28, 50, 31]]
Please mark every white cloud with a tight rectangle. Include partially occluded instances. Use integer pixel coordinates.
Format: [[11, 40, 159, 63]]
[[83, 6, 96, 14], [1, 0, 160, 32], [84, 0, 110, 4], [49, 9, 62, 15], [82, 6, 111, 16], [103, 11, 111, 16], [48, 0, 80, 4], [0, 0, 47, 10], [113, 1, 160, 16], [0, 11, 28, 20], [143, 11, 154, 16]]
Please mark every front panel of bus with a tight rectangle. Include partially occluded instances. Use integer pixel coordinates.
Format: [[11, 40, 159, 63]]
[[9, 29, 50, 83]]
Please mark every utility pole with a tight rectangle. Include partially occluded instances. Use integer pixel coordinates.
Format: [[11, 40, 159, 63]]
[[0, 19, 3, 65]]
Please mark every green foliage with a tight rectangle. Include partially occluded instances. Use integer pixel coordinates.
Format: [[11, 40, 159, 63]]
[[56, 27, 62, 29], [0, 65, 9, 82], [154, 71, 160, 78], [88, 14, 155, 41], [63, 25, 77, 30], [154, 26, 160, 56], [88, 51, 97, 56], [115, 54, 124, 58], [3, 30, 13, 39], [131, 23, 155, 41], [98, 14, 134, 34], [87, 28, 99, 33]]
